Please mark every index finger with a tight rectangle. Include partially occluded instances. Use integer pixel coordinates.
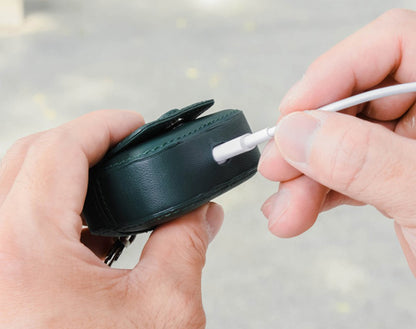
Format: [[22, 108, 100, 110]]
[[259, 9, 416, 182], [1, 110, 144, 239], [279, 9, 416, 116]]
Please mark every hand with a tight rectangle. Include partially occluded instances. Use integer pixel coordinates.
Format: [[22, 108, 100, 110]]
[[0, 110, 223, 328], [258, 9, 416, 276]]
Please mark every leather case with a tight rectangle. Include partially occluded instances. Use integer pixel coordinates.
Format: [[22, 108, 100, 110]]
[[83, 100, 260, 236]]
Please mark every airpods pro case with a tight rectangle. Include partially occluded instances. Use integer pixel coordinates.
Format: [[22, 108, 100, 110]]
[[83, 100, 260, 236]]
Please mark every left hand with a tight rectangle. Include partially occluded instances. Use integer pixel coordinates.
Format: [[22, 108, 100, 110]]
[[0, 110, 223, 328]]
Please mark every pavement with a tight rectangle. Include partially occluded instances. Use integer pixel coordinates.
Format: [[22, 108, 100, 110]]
[[1, 1, 415, 328]]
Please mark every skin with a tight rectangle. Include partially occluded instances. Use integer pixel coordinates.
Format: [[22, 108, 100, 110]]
[[0, 110, 224, 328], [2, 8, 415, 328], [258, 9, 416, 276]]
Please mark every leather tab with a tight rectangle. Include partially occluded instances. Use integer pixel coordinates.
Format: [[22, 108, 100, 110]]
[[106, 99, 214, 158]]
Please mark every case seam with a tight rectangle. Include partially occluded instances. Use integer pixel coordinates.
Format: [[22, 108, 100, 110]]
[[103, 110, 239, 170]]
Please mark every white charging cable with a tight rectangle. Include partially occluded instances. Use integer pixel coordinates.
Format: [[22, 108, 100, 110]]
[[212, 82, 416, 164]]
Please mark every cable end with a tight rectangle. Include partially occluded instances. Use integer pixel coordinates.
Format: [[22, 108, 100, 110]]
[[212, 134, 251, 164], [212, 126, 276, 164]]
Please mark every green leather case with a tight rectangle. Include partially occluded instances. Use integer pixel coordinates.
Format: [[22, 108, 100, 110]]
[[83, 100, 260, 236]]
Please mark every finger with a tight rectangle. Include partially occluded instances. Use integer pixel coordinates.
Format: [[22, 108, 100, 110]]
[[274, 110, 416, 226], [258, 114, 397, 182], [360, 78, 416, 121], [261, 175, 328, 238], [80, 228, 115, 260], [394, 222, 416, 277], [261, 9, 416, 201], [321, 191, 365, 212], [260, 8, 416, 180], [258, 139, 302, 182], [0, 133, 41, 206], [395, 102, 416, 139], [279, 9, 416, 115], [258, 112, 302, 183], [356, 113, 398, 131], [2, 110, 144, 238], [60, 110, 144, 167], [136, 203, 223, 291]]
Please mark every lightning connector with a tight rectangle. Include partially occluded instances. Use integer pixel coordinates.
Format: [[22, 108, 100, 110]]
[[212, 82, 416, 164]]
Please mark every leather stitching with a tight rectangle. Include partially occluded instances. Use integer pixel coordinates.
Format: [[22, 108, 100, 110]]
[[107, 99, 214, 157], [103, 110, 239, 171]]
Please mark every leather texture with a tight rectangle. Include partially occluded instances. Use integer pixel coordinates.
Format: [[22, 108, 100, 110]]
[[83, 100, 260, 236]]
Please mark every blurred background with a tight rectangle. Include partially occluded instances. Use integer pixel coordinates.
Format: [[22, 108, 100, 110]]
[[1, 0, 415, 328]]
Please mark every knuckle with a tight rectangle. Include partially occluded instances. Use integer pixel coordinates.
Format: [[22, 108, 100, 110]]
[[328, 125, 371, 193], [10, 134, 39, 152], [27, 129, 61, 153], [0, 133, 43, 179], [4, 133, 42, 161], [181, 224, 208, 267], [27, 128, 81, 161], [41, 128, 72, 147]]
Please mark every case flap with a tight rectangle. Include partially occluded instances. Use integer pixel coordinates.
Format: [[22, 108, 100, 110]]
[[105, 99, 214, 158]]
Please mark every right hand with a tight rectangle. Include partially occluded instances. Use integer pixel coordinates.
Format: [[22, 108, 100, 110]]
[[258, 9, 416, 276]]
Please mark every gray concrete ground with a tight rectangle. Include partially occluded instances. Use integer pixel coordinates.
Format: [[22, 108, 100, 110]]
[[1, 0, 415, 328]]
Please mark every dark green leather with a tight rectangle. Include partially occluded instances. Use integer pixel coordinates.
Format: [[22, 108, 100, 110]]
[[83, 100, 260, 236]]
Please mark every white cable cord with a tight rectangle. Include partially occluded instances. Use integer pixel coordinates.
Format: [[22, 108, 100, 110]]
[[212, 82, 416, 164]]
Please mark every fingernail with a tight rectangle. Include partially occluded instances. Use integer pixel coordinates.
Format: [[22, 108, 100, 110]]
[[275, 112, 321, 164], [258, 140, 277, 168], [205, 203, 224, 243], [267, 188, 291, 229]]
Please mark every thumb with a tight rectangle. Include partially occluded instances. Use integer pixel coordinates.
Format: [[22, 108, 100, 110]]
[[137, 203, 223, 290], [275, 111, 416, 224]]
